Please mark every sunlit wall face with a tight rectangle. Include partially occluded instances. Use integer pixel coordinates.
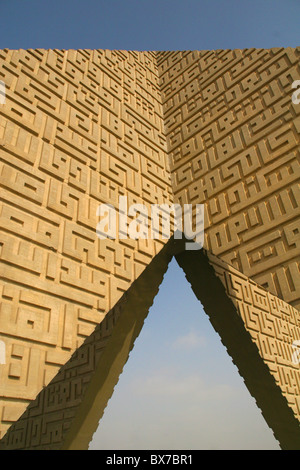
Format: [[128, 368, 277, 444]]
[[0, 0, 299, 451]]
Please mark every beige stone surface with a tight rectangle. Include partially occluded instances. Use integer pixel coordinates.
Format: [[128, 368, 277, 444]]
[[0, 49, 172, 439], [157, 48, 300, 310], [0, 238, 174, 450], [0, 47, 299, 449]]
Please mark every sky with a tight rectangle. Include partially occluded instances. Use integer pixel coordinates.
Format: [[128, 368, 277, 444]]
[[1, 0, 299, 450], [0, 0, 299, 51]]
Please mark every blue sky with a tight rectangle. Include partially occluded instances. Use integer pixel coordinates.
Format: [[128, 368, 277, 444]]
[[1, 0, 299, 450], [0, 0, 299, 51]]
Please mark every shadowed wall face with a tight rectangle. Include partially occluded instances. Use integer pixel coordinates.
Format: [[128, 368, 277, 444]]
[[0, 48, 299, 449], [175, 248, 300, 449]]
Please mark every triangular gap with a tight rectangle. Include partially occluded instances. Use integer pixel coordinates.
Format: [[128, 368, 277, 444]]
[[89, 256, 280, 450], [175, 249, 300, 450]]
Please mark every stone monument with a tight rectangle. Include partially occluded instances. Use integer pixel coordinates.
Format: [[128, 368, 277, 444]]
[[0, 47, 299, 449]]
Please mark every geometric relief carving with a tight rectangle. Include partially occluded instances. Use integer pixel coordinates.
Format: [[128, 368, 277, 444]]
[[0, 237, 174, 450], [1, 243, 298, 449], [157, 47, 300, 311], [210, 255, 300, 422], [0, 47, 171, 441], [175, 247, 300, 450], [0, 46, 299, 449]]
